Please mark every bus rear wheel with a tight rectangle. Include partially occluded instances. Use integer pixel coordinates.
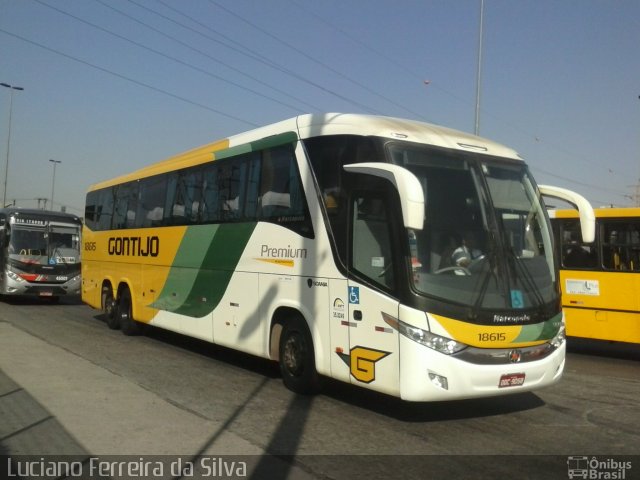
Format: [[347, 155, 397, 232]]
[[279, 318, 319, 394], [102, 287, 119, 330], [118, 288, 142, 336]]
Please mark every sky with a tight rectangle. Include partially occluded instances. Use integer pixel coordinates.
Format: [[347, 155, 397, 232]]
[[0, 0, 639, 215]]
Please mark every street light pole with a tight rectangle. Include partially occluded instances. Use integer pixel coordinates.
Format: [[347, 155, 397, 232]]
[[49, 159, 61, 211], [474, 0, 484, 136], [1, 82, 24, 208]]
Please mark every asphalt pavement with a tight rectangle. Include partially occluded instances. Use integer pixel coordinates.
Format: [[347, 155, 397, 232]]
[[0, 321, 314, 480]]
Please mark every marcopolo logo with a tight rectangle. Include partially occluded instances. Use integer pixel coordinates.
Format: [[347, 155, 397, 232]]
[[567, 456, 632, 479]]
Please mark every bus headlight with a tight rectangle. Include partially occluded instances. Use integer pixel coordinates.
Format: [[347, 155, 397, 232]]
[[6, 270, 25, 282], [384, 314, 467, 355], [549, 322, 566, 349]]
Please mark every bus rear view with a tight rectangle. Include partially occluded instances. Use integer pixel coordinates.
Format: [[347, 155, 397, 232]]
[[0, 208, 82, 300]]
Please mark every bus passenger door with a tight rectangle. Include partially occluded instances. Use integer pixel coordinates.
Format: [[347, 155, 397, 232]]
[[345, 187, 401, 397]]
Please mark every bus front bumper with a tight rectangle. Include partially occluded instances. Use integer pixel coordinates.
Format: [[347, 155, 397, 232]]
[[2, 273, 81, 297], [399, 335, 566, 402]]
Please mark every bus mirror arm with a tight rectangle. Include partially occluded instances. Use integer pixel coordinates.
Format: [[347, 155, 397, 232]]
[[343, 163, 425, 230], [539, 184, 595, 243]]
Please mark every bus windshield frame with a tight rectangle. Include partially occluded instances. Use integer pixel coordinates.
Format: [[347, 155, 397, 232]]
[[387, 142, 559, 324], [8, 223, 81, 267]]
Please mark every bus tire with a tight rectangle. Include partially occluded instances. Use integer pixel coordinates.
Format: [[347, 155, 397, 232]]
[[102, 287, 120, 330], [278, 317, 319, 395], [118, 288, 142, 336]]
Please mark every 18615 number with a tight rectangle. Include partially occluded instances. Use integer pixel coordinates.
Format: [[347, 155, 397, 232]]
[[478, 332, 506, 342]]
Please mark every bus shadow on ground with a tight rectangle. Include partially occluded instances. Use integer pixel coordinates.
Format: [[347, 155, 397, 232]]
[[0, 295, 83, 306], [567, 337, 640, 362], [93, 316, 283, 380], [90, 312, 545, 422]]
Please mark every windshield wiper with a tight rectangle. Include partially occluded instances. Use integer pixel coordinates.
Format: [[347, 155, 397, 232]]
[[469, 231, 504, 319], [504, 244, 546, 309], [48, 243, 66, 264]]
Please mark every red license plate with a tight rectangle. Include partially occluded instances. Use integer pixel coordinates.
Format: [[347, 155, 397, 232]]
[[499, 373, 525, 388]]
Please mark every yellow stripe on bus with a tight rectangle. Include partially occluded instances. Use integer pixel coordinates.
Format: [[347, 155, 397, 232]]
[[432, 314, 547, 348]]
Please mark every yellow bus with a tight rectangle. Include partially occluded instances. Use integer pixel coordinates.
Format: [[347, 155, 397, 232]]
[[549, 207, 640, 344], [82, 113, 594, 401]]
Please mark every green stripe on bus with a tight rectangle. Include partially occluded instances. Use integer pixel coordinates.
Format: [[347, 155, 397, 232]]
[[151, 222, 257, 317], [513, 313, 562, 342], [213, 131, 297, 161]]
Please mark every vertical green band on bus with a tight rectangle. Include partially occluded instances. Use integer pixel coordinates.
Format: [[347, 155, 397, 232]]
[[151, 222, 257, 317], [513, 312, 563, 343]]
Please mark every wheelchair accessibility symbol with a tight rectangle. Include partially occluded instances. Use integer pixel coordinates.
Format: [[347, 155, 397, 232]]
[[510, 289, 524, 309], [348, 286, 360, 304]]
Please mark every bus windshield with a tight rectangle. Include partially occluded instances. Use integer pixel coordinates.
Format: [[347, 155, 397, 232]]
[[9, 225, 80, 266], [389, 144, 556, 314]]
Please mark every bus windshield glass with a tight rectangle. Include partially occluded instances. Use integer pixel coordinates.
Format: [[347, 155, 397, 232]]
[[389, 143, 556, 313], [9, 225, 80, 266]]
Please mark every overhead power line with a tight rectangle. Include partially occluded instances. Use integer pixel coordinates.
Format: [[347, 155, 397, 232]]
[[0, 28, 259, 128], [289, 0, 635, 187], [207, 0, 429, 121], [92, 0, 322, 113], [34, 0, 306, 114], [531, 165, 631, 199], [138, 0, 380, 114]]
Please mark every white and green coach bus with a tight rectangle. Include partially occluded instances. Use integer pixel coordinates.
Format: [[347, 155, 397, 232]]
[[82, 113, 594, 401]]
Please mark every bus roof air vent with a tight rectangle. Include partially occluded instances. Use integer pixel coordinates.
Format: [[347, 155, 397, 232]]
[[457, 143, 488, 152]]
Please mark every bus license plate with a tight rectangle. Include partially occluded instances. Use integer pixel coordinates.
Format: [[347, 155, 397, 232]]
[[499, 373, 525, 388]]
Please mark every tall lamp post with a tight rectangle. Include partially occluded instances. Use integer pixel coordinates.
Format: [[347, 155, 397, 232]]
[[1, 82, 24, 207], [49, 159, 61, 211], [474, 0, 484, 136]]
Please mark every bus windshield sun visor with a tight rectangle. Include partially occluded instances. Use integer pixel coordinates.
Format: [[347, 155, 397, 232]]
[[343, 163, 425, 230]]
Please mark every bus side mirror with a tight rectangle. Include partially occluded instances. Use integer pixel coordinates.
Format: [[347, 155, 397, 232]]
[[343, 163, 425, 230], [539, 184, 595, 243]]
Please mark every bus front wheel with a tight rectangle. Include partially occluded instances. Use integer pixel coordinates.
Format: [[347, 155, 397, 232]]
[[278, 318, 319, 395]]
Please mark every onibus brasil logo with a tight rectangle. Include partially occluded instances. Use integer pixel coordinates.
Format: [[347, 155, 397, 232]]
[[567, 456, 632, 479]]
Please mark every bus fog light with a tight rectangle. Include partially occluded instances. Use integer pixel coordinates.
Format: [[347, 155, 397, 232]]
[[428, 371, 449, 390]]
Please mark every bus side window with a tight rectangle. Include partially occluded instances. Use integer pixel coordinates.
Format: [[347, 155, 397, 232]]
[[163, 168, 203, 225], [244, 153, 261, 219], [631, 225, 640, 270], [602, 220, 640, 271], [201, 164, 219, 223], [351, 190, 395, 290], [561, 220, 597, 269], [136, 175, 167, 228], [113, 182, 138, 229], [219, 161, 247, 221]]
